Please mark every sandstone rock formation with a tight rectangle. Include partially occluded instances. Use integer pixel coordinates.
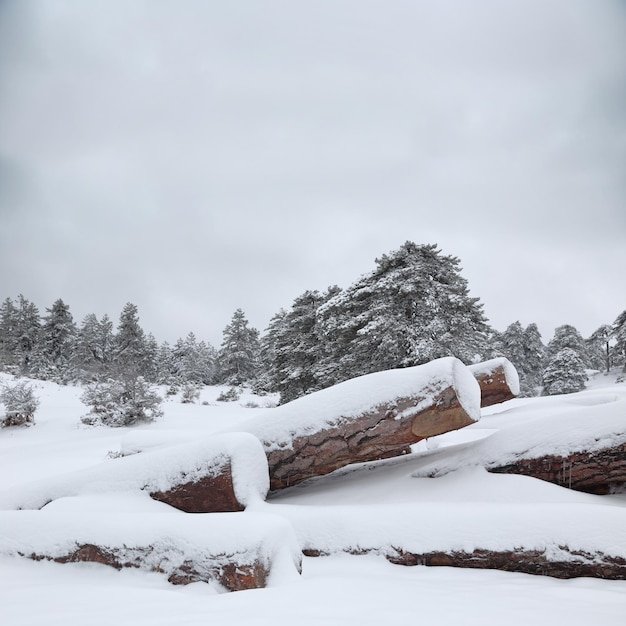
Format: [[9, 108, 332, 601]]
[[489, 442, 626, 494], [385, 547, 626, 580], [0, 433, 269, 513], [468, 357, 520, 407], [242, 358, 481, 490], [0, 511, 302, 592]]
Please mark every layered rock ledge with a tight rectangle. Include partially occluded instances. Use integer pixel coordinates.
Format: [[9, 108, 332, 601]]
[[242, 357, 481, 490], [0, 432, 269, 513], [0, 511, 302, 591], [468, 357, 520, 407]]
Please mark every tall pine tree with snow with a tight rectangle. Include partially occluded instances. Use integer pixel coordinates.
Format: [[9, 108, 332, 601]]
[[315, 242, 489, 387], [112, 303, 147, 379], [493, 321, 544, 396], [263, 287, 340, 403], [611, 310, 626, 371], [75, 313, 115, 381], [35, 298, 77, 382], [587, 324, 613, 373], [215, 309, 260, 386], [542, 348, 588, 395], [0, 297, 18, 371], [544, 324, 591, 368]]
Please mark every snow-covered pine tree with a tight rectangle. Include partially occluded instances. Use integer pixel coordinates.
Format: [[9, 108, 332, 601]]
[[264, 287, 339, 404], [544, 324, 591, 368], [171, 332, 216, 385], [255, 309, 288, 395], [586, 324, 613, 373], [35, 298, 77, 382], [80, 376, 163, 427], [542, 347, 588, 395], [0, 297, 18, 372], [13, 295, 41, 375], [523, 323, 545, 391], [215, 309, 260, 386], [316, 242, 490, 387], [611, 310, 626, 371], [75, 313, 114, 381], [0, 380, 39, 427], [112, 302, 147, 379]]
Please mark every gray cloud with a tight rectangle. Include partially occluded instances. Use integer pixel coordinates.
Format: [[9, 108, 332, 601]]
[[0, 0, 624, 347]]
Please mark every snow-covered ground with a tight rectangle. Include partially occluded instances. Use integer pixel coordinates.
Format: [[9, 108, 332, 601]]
[[1, 371, 625, 625]]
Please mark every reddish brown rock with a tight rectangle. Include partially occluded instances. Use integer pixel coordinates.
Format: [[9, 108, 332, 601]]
[[4, 511, 302, 592], [489, 443, 626, 494], [385, 547, 626, 580], [253, 359, 481, 490], [468, 358, 520, 407], [28, 543, 270, 591], [149, 462, 245, 513]]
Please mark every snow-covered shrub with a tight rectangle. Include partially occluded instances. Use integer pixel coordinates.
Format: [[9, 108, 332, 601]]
[[216, 387, 241, 402], [81, 377, 163, 427], [181, 383, 200, 404], [542, 348, 588, 396], [0, 380, 39, 427]]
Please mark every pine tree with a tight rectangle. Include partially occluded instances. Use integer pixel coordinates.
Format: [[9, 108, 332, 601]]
[[587, 325, 612, 373], [265, 288, 339, 403], [523, 323, 545, 393], [316, 242, 489, 386], [0, 297, 18, 371], [611, 310, 626, 371], [75, 313, 114, 381], [112, 303, 146, 379], [36, 299, 77, 382], [13, 295, 41, 375], [171, 332, 216, 385], [544, 324, 591, 368], [215, 309, 260, 385], [542, 348, 587, 395]]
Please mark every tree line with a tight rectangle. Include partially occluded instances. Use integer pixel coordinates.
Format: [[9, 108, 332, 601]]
[[1, 242, 625, 405]]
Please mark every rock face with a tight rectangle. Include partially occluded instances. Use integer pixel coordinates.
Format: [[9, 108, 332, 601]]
[[489, 443, 626, 494], [468, 358, 520, 407], [30, 542, 270, 591], [1, 511, 303, 592], [149, 462, 245, 513], [0, 433, 270, 514], [244, 358, 481, 491], [385, 547, 626, 580]]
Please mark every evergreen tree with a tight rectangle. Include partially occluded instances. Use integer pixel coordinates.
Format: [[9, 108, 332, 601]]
[[265, 288, 339, 403], [35, 298, 77, 382], [171, 332, 216, 385], [215, 309, 260, 385], [316, 242, 489, 386], [544, 324, 591, 368], [522, 323, 545, 393], [587, 325, 613, 373], [542, 348, 587, 395], [112, 302, 146, 379], [75, 313, 114, 381], [0, 297, 18, 371], [13, 295, 41, 375], [611, 310, 626, 370], [80, 376, 163, 427]]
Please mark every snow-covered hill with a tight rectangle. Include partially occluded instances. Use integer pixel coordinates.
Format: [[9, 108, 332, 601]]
[[1, 371, 625, 625]]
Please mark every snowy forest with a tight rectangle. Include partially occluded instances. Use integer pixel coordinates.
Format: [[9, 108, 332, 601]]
[[1, 242, 624, 417]]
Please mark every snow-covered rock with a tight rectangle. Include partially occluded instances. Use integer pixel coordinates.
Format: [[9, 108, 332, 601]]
[[0, 509, 302, 591], [0, 432, 269, 512], [241, 357, 481, 490], [468, 358, 520, 407]]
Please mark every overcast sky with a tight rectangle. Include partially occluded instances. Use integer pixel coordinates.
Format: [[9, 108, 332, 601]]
[[0, 0, 624, 348]]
